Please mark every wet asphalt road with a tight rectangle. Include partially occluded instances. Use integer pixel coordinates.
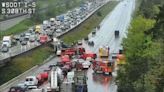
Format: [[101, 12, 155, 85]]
[[81, 0, 135, 92], [1, 0, 135, 91]]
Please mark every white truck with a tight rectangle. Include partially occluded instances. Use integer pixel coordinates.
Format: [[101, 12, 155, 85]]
[[24, 76, 38, 88], [50, 18, 56, 26], [53, 38, 62, 56], [49, 67, 60, 92], [43, 20, 50, 30], [2, 36, 12, 47], [66, 71, 75, 83]]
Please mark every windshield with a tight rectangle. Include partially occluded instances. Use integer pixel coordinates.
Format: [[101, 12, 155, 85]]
[[3, 40, 9, 42]]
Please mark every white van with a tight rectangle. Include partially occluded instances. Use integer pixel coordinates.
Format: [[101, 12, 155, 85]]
[[50, 18, 56, 26], [2, 36, 11, 47], [43, 20, 49, 30]]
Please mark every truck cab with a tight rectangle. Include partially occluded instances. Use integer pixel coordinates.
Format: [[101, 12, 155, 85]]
[[80, 52, 97, 60], [50, 18, 56, 26], [60, 55, 72, 68], [101, 60, 113, 75], [61, 48, 76, 57], [93, 59, 114, 75], [2, 36, 11, 47], [24, 76, 38, 87]]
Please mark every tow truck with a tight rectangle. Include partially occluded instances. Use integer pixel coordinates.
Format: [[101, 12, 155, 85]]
[[80, 51, 97, 60], [58, 55, 72, 67], [101, 60, 114, 75], [93, 60, 114, 75], [93, 46, 114, 75], [61, 48, 76, 57]]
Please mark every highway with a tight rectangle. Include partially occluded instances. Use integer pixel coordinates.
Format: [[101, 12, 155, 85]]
[[0, 0, 135, 91], [83, 0, 135, 92], [0, 0, 107, 62]]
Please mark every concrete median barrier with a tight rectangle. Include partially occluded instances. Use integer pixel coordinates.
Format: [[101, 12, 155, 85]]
[[0, 65, 38, 92]]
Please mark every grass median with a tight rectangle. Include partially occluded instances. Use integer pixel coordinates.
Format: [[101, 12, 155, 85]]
[[0, 1, 118, 85], [61, 1, 118, 44], [0, 46, 53, 85]]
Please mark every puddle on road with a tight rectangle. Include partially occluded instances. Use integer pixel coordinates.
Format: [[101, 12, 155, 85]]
[[87, 68, 117, 92]]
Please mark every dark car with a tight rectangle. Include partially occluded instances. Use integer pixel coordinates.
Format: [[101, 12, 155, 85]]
[[114, 30, 119, 38], [88, 40, 94, 46], [20, 33, 25, 37], [20, 39, 27, 45], [13, 35, 20, 41], [84, 37, 89, 41], [8, 86, 28, 92], [92, 31, 96, 35]]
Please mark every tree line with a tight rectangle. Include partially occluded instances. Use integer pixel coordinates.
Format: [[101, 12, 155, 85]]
[[117, 0, 164, 92]]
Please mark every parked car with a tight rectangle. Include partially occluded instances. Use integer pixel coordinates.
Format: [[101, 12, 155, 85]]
[[28, 28, 34, 33], [20, 39, 27, 45], [56, 29, 62, 33], [29, 35, 36, 42], [25, 33, 31, 41]]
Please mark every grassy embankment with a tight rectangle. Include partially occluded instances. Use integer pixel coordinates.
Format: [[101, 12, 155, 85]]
[[0, 46, 53, 85], [0, 1, 118, 85]]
